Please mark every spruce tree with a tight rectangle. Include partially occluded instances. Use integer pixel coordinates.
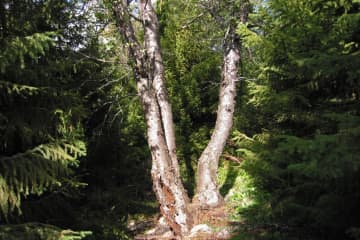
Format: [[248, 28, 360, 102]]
[[0, 0, 93, 238], [237, 0, 360, 238]]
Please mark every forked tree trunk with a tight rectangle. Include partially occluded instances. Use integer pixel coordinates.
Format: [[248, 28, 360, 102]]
[[114, 0, 249, 236], [114, 0, 192, 235]]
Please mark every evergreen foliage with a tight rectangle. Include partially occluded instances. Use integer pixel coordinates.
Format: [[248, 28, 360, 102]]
[[0, 0, 93, 237], [0, 141, 85, 218], [234, 0, 360, 238]]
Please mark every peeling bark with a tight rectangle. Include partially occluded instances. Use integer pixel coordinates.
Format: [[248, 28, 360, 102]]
[[140, 84, 191, 235], [139, 0, 182, 180], [114, 1, 192, 236]]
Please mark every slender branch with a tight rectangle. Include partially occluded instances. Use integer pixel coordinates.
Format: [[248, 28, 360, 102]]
[[181, 12, 205, 29], [223, 153, 243, 164], [130, 13, 142, 22], [76, 52, 116, 63]]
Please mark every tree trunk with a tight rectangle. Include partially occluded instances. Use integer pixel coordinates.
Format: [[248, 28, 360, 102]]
[[114, 1, 192, 236], [195, 3, 249, 207], [114, 0, 249, 235], [139, 0, 181, 180], [137, 77, 191, 236], [194, 36, 240, 207]]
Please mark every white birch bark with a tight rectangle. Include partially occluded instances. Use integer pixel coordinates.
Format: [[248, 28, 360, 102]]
[[114, 0, 249, 235], [195, 40, 240, 207], [195, 2, 249, 207], [139, 0, 181, 180], [114, 1, 192, 235]]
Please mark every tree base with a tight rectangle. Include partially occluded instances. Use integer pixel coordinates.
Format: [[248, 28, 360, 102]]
[[134, 204, 233, 239]]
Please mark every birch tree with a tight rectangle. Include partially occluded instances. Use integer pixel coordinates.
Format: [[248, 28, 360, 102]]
[[113, 0, 249, 236]]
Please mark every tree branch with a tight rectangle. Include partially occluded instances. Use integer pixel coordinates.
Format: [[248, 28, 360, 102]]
[[223, 153, 243, 164], [76, 52, 116, 63], [181, 12, 205, 29], [130, 13, 142, 22]]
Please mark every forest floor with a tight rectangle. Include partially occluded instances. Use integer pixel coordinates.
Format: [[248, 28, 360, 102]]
[[125, 202, 297, 240], [127, 204, 250, 240]]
